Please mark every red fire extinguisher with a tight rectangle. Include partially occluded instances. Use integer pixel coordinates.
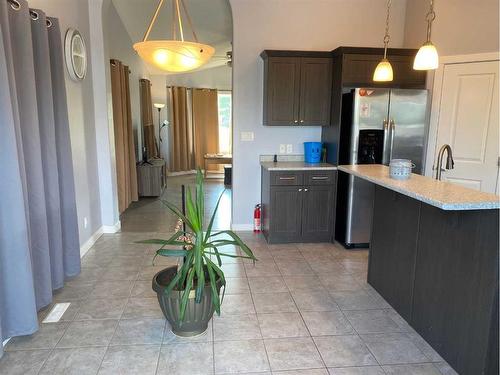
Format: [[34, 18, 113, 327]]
[[254, 204, 261, 233]]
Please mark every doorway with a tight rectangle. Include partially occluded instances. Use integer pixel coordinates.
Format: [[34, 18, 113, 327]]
[[109, 0, 234, 232]]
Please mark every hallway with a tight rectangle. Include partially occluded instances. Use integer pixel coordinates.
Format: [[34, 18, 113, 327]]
[[120, 175, 232, 232]]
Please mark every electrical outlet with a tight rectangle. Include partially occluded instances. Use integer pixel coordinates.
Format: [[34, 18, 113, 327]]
[[286, 144, 293, 154], [83, 217, 88, 229], [279, 144, 286, 154]]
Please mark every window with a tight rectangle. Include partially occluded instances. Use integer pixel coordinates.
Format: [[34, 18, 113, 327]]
[[217, 91, 232, 154]]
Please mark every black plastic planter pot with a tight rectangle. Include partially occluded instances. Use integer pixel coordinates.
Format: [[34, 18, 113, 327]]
[[152, 266, 222, 337]]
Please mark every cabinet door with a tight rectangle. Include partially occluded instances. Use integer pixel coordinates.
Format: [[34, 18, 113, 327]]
[[299, 57, 332, 126], [301, 185, 334, 242], [269, 186, 303, 243], [368, 186, 420, 321], [264, 57, 301, 125]]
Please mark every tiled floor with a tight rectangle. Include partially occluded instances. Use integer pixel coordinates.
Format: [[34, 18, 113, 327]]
[[0, 177, 458, 375]]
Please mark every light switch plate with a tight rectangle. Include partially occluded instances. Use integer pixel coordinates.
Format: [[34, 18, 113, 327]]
[[240, 131, 254, 141], [286, 144, 293, 154], [279, 144, 286, 154]]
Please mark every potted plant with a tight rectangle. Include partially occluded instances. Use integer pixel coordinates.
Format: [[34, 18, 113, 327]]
[[138, 170, 257, 337]]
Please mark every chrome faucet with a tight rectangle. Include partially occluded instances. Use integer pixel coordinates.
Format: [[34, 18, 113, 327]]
[[435, 144, 454, 180]]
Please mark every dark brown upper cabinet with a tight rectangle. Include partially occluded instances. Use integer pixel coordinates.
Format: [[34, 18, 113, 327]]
[[342, 52, 427, 88], [261, 50, 332, 126]]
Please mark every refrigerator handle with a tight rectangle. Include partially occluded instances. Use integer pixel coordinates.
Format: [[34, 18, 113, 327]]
[[389, 119, 395, 161], [382, 119, 389, 165]]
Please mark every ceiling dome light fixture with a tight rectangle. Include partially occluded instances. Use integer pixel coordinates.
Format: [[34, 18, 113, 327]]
[[413, 0, 439, 70], [373, 0, 393, 82], [133, 0, 214, 73]]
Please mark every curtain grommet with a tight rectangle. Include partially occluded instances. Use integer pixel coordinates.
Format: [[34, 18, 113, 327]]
[[8, 0, 21, 11], [29, 10, 39, 21]]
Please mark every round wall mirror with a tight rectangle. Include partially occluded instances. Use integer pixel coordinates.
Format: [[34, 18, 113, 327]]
[[64, 28, 87, 81]]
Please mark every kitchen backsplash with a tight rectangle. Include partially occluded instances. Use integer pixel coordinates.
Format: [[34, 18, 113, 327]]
[[259, 154, 305, 162]]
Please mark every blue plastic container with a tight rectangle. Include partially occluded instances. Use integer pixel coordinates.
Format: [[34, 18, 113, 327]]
[[304, 142, 322, 163]]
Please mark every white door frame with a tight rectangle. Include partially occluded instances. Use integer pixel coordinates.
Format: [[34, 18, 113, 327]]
[[424, 52, 500, 177]]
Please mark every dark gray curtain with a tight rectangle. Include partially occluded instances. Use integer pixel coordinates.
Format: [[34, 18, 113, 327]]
[[0, 0, 80, 357]]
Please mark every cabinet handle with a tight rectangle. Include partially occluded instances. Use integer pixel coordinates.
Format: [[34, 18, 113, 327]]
[[298, 188, 303, 192], [312, 176, 329, 180], [279, 177, 295, 180], [300, 120, 304, 123], [304, 188, 308, 192], [294, 120, 298, 124]]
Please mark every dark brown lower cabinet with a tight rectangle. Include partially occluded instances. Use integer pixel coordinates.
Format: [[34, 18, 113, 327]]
[[368, 185, 499, 375], [261, 168, 336, 244]]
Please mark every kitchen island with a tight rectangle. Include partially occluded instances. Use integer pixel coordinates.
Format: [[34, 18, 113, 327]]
[[339, 165, 499, 375]]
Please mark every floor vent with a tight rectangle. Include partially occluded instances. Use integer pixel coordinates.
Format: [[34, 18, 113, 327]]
[[42, 303, 71, 323]]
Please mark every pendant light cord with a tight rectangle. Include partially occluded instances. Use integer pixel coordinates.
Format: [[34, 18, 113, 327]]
[[425, 0, 436, 42], [142, 0, 199, 44], [143, 0, 165, 42], [174, 0, 184, 42], [181, 0, 199, 43], [382, 0, 391, 58]]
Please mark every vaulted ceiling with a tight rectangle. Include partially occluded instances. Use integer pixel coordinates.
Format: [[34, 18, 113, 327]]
[[112, 0, 232, 74]]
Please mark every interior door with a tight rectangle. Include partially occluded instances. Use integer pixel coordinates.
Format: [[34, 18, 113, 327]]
[[298, 57, 332, 126], [432, 60, 499, 192]]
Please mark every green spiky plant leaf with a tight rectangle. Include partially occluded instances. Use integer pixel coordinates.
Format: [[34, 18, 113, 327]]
[[136, 169, 257, 322]]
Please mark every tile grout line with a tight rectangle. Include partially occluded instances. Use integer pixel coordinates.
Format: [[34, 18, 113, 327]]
[[247, 268, 272, 373], [95, 243, 146, 374], [276, 245, 329, 372]]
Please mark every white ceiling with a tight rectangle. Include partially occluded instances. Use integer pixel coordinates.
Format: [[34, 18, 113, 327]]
[[112, 0, 232, 75]]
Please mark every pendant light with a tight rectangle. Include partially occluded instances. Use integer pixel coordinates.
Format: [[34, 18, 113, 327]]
[[133, 0, 214, 73], [413, 0, 439, 70], [373, 0, 393, 82]]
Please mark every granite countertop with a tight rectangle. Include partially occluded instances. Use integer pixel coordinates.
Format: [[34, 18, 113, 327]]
[[261, 161, 337, 171], [339, 164, 500, 211]]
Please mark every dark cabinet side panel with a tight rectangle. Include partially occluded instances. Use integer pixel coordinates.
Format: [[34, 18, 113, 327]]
[[368, 186, 421, 321], [299, 57, 332, 126], [412, 206, 499, 375], [264, 57, 301, 125]]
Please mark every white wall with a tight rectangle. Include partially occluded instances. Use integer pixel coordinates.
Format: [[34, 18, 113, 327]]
[[164, 65, 232, 91], [103, 1, 150, 159], [229, 0, 408, 228], [27, 0, 152, 246], [29, 0, 103, 245], [404, 0, 499, 55]]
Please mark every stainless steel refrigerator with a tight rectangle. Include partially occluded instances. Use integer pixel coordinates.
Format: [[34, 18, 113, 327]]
[[336, 88, 428, 248]]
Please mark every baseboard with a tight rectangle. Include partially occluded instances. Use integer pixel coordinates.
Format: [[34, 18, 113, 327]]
[[167, 170, 197, 177], [79, 227, 103, 258], [231, 224, 254, 231], [167, 170, 224, 178], [102, 220, 121, 233]]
